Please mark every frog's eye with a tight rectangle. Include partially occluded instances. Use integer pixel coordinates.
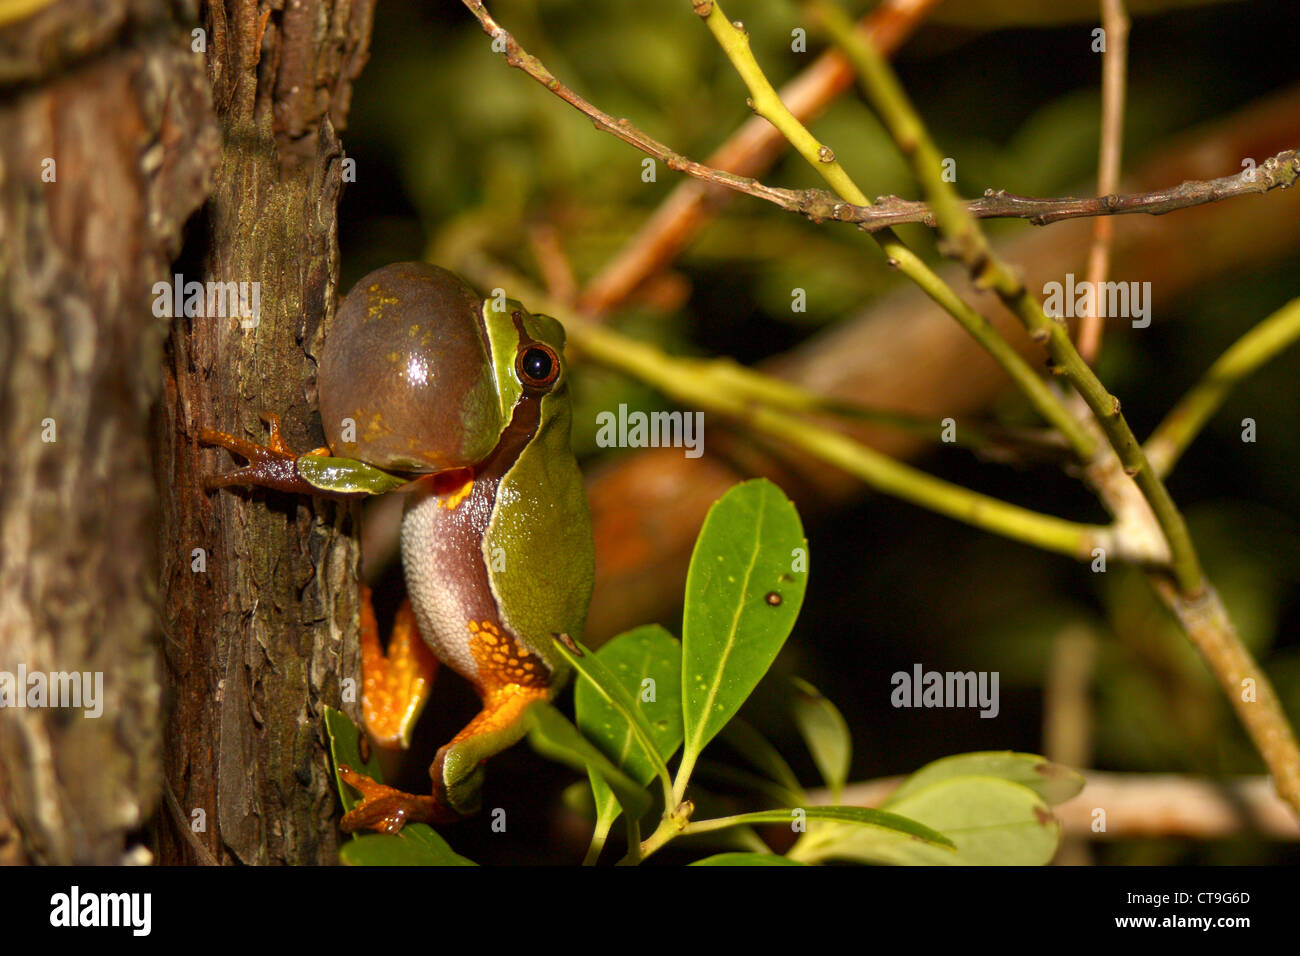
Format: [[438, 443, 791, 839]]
[[516, 343, 560, 389]]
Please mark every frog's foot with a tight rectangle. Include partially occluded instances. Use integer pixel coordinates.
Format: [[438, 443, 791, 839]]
[[337, 766, 460, 833], [432, 682, 552, 815], [199, 413, 329, 495], [360, 586, 438, 750]]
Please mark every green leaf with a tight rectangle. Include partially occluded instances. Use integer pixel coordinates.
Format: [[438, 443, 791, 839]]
[[811, 777, 1059, 865], [324, 707, 477, 866], [566, 626, 683, 786], [340, 827, 477, 866], [526, 702, 652, 819], [690, 853, 806, 866], [884, 751, 1084, 808], [789, 677, 852, 801], [718, 718, 805, 802], [680, 479, 808, 778], [573, 625, 684, 834], [323, 706, 385, 816], [701, 806, 953, 848]]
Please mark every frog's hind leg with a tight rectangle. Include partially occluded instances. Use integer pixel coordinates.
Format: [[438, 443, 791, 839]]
[[338, 586, 446, 833], [430, 681, 551, 817], [359, 586, 439, 750]]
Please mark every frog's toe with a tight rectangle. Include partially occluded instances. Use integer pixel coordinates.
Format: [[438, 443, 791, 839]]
[[337, 765, 456, 833]]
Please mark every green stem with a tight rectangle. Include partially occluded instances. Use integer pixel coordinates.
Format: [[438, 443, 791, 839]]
[[694, 0, 1096, 462], [806, 0, 1203, 595], [621, 803, 693, 865], [582, 818, 610, 866], [572, 317, 1118, 562], [1146, 296, 1300, 478], [461, 256, 1131, 563]]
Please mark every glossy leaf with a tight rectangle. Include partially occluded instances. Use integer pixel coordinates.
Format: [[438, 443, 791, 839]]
[[789, 677, 852, 801], [806, 778, 1059, 866], [681, 479, 808, 775], [572, 625, 684, 834], [526, 701, 652, 819], [702, 805, 953, 848], [718, 718, 804, 804], [340, 828, 477, 866], [323, 706, 386, 816], [690, 853, 806, 866], [562, 627, 681, 787], [324, 707, 476, 866], [883, 751, 1084, 808]]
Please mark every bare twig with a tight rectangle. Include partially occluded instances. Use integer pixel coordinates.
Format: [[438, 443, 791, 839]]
[[1148, 578, 1300, 820], [578, 0, 945, 314], [461, 0, 1097, 459], [1078, 0, 1130, 363], [460, 2, 1298, 267], [768, 158, 1300, 230]]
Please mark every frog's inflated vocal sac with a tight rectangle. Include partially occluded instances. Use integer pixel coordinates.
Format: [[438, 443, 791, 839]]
[[201, 262, 594, 833]]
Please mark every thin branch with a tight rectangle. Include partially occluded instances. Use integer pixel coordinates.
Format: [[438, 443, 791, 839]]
[[462, 255, 1138, 565], [579, 0, 946, 315], [1146, 296, 1300, 479], [1149, 578, 1300, 821], [1078, 0, 1130, 362], [748, 158, 1300, 231], [462, 0, 1298, 241], [807, 0, 1204, 596], [461, 0, 1095, 461], [807, 0, 1300, 818], [686, 0, 1097, 460]]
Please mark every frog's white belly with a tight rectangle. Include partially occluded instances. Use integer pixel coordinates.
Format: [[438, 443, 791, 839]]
[[399, 487, 500, 686]]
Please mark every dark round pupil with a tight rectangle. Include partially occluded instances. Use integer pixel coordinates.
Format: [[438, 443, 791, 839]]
[[522, 348, 553, 382]]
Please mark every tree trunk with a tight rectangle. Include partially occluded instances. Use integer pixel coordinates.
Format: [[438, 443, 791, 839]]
[[155, 0, 375, 865], [0, 0, 375, 866], [0, 0, 219, 865]]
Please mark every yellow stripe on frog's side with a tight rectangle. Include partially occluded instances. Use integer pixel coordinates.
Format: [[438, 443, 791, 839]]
[[437, 477, 474, 510]]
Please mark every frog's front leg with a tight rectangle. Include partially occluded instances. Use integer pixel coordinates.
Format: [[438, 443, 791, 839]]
[[200, 413, 410, 498], [199, 413, 328, 495]]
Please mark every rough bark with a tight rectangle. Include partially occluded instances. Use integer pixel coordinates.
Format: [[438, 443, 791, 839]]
[[155, 0, 375, 865], [0, 0, 219, 864]]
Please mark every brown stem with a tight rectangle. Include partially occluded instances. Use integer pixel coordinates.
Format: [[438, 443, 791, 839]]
[[1148, 579, 1300, 819], [1077, 0, 1129, 363]]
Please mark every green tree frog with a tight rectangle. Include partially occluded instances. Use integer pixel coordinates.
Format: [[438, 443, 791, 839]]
[[200, 262, 594, 833]]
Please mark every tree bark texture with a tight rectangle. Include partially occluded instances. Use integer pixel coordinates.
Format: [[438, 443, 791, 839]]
[[0, 0, 219, 864], [1, 0, 374, 866], [155, 0, 375, 865]]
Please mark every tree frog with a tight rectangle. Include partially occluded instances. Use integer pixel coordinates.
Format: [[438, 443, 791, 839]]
[[200, 262, 594, 833]]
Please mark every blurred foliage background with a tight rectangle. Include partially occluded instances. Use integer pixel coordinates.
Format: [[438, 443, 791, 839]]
[[338, 0, 1300, 864]]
